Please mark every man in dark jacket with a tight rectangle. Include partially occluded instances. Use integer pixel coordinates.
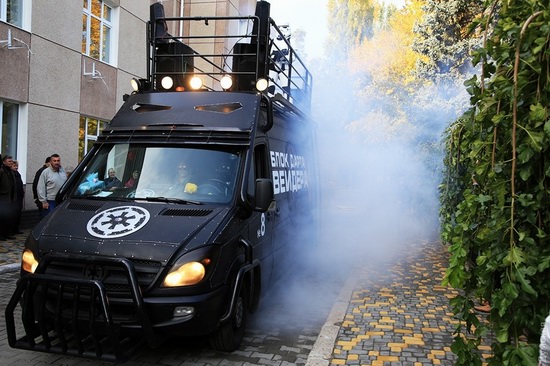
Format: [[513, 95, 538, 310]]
[[0, 154, 17, 240], [10, 160, 25, 234], [32, 156, 51, 216]]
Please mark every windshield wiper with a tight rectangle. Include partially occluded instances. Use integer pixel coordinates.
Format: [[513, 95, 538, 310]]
[[144, 196, 204, 205]]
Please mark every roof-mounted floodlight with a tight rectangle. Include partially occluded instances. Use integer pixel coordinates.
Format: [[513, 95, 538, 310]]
[[256, 78, 268, 92], [131, 78, 150, 92], [190, 76, 203, 90], [220, 75, 232, 90], [131, 78, 141, 92], [161, 76, 174, 90]]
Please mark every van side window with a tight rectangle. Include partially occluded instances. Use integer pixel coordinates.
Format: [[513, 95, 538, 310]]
[[248, 144, 269, 197]]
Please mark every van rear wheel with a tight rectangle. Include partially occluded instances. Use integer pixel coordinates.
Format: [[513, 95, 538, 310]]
[[209, 285, 248, 352]]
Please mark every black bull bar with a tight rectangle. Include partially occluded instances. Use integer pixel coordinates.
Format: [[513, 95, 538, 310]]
[[4, 254, 160, 362]]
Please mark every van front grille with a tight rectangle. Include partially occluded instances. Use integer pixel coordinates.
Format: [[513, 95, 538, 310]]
[[45, 258, 162, 297]]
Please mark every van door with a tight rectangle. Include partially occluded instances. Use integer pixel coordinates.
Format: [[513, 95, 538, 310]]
[[247, 142, 274, 288]]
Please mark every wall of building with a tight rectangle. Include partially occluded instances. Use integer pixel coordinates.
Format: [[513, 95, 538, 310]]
[[0, 0, 255, 212]]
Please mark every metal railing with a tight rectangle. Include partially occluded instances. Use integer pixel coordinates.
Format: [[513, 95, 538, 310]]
[[147, 13, 312, 111]]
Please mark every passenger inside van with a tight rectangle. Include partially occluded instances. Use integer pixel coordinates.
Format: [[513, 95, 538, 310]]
[[125, 171, 140, 188], [104, 168, 122, 190]]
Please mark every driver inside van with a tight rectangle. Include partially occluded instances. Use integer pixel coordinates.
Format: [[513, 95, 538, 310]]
[[166, 161, 198, 195]]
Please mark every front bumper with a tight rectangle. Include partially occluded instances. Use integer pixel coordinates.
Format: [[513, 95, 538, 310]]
[[4, 254, 226, 362]]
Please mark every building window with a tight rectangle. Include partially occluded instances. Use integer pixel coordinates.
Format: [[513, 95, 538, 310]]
[[0, 100, 19, 159], [1, 0, 24, 28], [82, 0, 112, 63], [79, 116, 107, 161]]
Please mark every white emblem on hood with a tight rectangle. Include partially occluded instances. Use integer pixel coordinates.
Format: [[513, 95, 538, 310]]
[[87, 206, 151, 238]]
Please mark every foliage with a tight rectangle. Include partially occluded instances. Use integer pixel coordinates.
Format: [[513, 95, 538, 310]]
[[348, 0, 428, 92], [344, 0, 469, 154], [440, 1, 550, 364], [413, 0, 485, 79], [326, 0, 381, 57]]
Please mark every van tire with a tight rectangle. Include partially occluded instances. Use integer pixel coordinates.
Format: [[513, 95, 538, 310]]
[[209, 284, 248, 352]]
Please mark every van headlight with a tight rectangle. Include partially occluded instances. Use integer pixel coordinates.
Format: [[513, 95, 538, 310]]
[[163, 261, 206, 287], [162, 253, 213, 287], [22, 249, 39, 273]]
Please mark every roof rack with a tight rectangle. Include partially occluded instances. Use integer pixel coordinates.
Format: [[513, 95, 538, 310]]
[[143, 1, 312, 112]]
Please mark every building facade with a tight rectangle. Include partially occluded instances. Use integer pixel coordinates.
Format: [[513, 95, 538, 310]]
[[0, 0, 255, 211]]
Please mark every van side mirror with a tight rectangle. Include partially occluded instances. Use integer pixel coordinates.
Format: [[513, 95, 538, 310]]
[[254, 178, 274, 212]]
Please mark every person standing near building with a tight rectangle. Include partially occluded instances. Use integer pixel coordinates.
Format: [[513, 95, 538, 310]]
[[32, 156, 51, 216], [10, 160, 25, 234], [37, 154, 67, 218], [0, 154, 17, 240]]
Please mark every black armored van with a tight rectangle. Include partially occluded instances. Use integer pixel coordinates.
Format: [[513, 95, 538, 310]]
[[5, 1, 317, 362]]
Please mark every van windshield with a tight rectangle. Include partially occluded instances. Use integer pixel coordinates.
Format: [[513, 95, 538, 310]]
[[71, 144, 241, 204]]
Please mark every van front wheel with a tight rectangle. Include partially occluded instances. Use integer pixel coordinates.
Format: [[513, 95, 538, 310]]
[[209, 285, 248, 352]]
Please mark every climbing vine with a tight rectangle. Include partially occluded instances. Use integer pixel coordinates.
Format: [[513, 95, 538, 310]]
[[440, 1, 550, 365]]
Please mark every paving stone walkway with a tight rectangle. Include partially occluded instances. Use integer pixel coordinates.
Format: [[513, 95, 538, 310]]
[[326, 240, 493, 366], [0, 230, 27, 272]]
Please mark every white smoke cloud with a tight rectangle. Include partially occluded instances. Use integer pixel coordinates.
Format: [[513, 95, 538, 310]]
[[310, 63, 471, 265], [249, 37, 473, 338]]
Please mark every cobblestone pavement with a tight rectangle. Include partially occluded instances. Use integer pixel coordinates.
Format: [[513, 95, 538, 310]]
[[326, 240, 493, 366], [0, 229, 27, 272], [0, 227, 492, 365]]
